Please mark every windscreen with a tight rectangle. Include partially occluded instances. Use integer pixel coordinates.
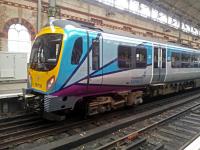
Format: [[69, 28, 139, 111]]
[[30, 34, 63, 71]]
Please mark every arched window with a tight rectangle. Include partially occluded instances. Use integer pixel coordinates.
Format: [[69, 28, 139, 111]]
[[8, 24, 31, 62]]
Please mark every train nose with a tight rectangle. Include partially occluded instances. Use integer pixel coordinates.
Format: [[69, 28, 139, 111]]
[[29, 71, 57, 93], [32, 74, 44, 90]]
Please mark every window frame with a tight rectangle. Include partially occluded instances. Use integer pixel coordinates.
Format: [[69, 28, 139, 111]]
[[30, 33, 63, 71], [171, 51, 181, 68], [135, 46, 147, 68], [8, 24, 31, 62], [71, 37, 83, 65], [118, 45, 132, 69], [117, 44, 147, 69], [92, 38, 100, 70], [170, 50, 200, 68]]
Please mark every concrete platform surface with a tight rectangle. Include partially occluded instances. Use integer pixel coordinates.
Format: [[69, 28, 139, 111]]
[[0, 82, 27, 98], [184, 135, 200, 150]]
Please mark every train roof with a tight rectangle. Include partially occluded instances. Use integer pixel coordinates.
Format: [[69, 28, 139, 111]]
[[46, 19, 200, 52], [45, 19, 103, 32]]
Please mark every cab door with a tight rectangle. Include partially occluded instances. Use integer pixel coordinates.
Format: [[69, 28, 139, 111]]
[[151, 46, 166, 84], [87, 32, 103, 86]]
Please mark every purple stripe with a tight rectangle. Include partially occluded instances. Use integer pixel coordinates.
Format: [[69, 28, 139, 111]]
[[53, 84, 144, 97]]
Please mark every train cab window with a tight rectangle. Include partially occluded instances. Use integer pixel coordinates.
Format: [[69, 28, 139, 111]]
[[118, 45, 132, 69], [30, 34, 63, 71], [92, 39, 100, 70], [71, 37, 83, 65], [171, 52, 181, 68], [135, 47, 147, 68]]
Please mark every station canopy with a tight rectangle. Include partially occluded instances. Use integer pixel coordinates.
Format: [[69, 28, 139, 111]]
[[145, 0, 200, 28]]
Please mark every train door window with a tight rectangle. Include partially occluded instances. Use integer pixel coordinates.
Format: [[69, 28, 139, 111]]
[[118, 45, 132, 69], [198, 55, 200, 68], [135, 47, 147, 68], [154, 47, 158, 68], [71, 37, 83, 65], [92, 39, 100, 70], [162, 48, 166, 68]]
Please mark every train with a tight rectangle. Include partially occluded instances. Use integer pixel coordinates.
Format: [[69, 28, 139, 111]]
[[24, 19, 200, 119]]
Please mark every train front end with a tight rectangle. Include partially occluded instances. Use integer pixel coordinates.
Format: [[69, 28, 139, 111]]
[[24, 26, 64, 113]]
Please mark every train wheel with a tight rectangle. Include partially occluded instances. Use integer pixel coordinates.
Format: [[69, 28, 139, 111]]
[[74, 99, 89, 119]]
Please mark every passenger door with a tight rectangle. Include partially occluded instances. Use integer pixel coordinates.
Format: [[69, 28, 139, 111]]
[[151, 46, 166, 84]]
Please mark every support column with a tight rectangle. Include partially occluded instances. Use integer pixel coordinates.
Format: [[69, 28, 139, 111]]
[[178, 17, 182, 44], [37, 0, 42, 32], [48, 0, 56, 22]]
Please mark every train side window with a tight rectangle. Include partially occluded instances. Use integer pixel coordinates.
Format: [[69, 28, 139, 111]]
[[118, 45, 132, 69], [171, 52, 181, 68], [135, 47, 147, 68], [92, 39, 100, 70], [192, 54, 198, 68], [71, 37, 83, 65], [181, 53, 190, 68]]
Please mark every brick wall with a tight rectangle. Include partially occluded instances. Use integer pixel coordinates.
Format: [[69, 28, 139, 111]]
[[0, 0, 199, 51]]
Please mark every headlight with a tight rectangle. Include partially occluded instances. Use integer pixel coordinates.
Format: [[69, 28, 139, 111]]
[[46, 76, 55, 90]]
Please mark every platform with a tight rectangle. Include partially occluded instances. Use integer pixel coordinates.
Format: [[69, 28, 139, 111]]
[[0, 82, 27, 114], [0, 82, 26, 99], [184, 135, 200, 150]]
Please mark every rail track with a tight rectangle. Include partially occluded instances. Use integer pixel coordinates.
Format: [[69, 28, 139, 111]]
[[1, 89, 200, 150], [74, 96, 200, 150]]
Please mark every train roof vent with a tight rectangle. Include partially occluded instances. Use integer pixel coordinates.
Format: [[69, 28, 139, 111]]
[[44, 19, 81, 28], [181, 43, 191, 48], [67, 19, 103, 32], [67, 19, 95, 26], [167, 40, 177, 44], [167, 40, 193, 49]]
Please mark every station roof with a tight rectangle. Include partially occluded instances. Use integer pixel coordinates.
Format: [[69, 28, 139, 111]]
[[145, 0, 200, 27]]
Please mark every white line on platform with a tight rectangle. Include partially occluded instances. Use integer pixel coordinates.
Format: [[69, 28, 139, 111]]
[[184, 136, 200, 150], [0, 93, 22, 99]]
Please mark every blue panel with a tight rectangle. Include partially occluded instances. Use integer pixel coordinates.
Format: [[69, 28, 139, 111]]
[[48, 28, 88, 94], [92, 60, 119, 77]]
